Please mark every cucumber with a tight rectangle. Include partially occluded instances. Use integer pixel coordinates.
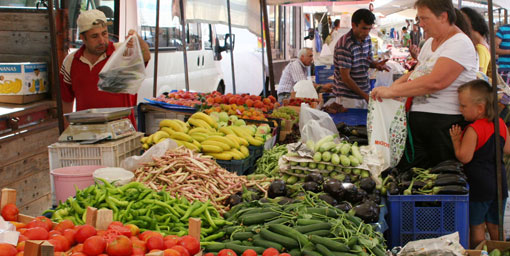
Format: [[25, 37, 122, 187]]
[[252, 236, 284, 252], [288, 249, 301, 256], [302, 249, 323, 256], [310, 235, 350, 252], [266, 218, 290, 225], [259, 228, 299, 249], [240, 212, 280, 225], [231, 231, 254, 240], [268, 224, 310, 246], [287, 175, 299, 185], [224, 226, 244, 235], [305, 207, 339, 218], [305, 229, 333, 237], [224, 242, 265, 254], [295, 223, 332, 233], [316, 243, 334, 256], [296, 219, 324, 226], [204, 242, 225, 251]]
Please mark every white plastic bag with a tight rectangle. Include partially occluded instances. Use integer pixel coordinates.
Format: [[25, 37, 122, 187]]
[[98, 35, 146, 94], [121, 139, 177, 171], [397, 232, 465, 256], [367, 98, 406, 169], [299, 103, 338, 143], [294, 80, 318, 99]]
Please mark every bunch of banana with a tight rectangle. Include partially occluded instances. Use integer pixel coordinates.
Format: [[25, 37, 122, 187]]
[[187, 112, 218, 132], [201, 136, 250, 161], [227, 126, 265, 147], [140, 119, 197, 150]]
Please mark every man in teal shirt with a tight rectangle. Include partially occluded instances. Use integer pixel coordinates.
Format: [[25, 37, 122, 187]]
[[496, 24, 510, 84]]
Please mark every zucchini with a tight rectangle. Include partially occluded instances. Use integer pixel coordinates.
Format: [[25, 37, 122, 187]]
[[204, 242, 225, 251], [371, 245, 387, 256], [266, 218, 290, 225], [302, 249, 323, 256], [296, 219, 324, 226], [268, 224, 310, 247], [224, 242, 265, 254], [295, 223, 332, 233], [305, 229, 332, 237], [259, 228, 299, 249], [310, 235, 350, 252], [224, 226, 244, 235], [306, 207, 339, 218], [240, 212, 280, 225], [316, 243, 334, 256], [231, 231, 254, 240], [288, 249, 301, 256], [252, 235, 284, 252]]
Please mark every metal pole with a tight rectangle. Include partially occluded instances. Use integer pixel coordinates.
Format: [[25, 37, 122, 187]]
[[458, 0, 462, 8], [47, 0, 64, 133], [179, 0, 190, 92], [261, 0, 276, 97], [226, 0, 236, 94], [487, 0, 504, 241], [260, 0, 266, 97], [153, 0, 160, 97]]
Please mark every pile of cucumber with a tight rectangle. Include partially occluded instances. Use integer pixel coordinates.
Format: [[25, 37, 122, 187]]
[[202, 194, 386, 256]]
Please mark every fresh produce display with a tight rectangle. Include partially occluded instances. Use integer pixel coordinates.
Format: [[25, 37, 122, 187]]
[[204, 104, 268, 121], [253, 145, 288, 178], [283, 97, 320, 107], [483, 245, 510, 256], [383, 160, 468, 196], [140, 112, 272, 160], [47, 179, 229, 237], [268, 107, 299, 128], [133, 147, 272, 213], [154, 90, 204, 107], [203, 192, 386, 255]]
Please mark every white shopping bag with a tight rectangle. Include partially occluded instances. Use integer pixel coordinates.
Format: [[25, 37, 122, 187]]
[[294, 80, 318, 99], [367, 98, 407, 169]]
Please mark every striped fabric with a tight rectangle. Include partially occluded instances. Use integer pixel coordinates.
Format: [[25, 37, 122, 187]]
[[333, 30, 372, 99], [497, 25, 510, 71], [277, 59, 308, 93]]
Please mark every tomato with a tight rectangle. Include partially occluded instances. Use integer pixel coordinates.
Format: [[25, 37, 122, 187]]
[[146, 236, 165, 251], [24, 227, 49, 240], [54, 253, 67, 256], [83, 236, 106, 256], [16, 241, 24, 252], [25, 220, 48, 232], [132, 247, 146, 256], [107, 221, 123, 228], [49, 230, 62, 237], [48, 239, 66, 252], [70, 253, 87, 256], [164, 249, 181, 256], [170, 245, 190, 256], [107, 225, 132, 237], [262, 248, 279, 256], [1, 204, 19, 221], [106, 235, 132, 256], [132, 239, 146, 253], [71, 244, 84, 253], [124, 224, 140, 236], [34, 216, 53, 231], [17, 235, 27, 243], [204, 253, 215, 256], [164, 238, 179, 249], [63, 228, 77, 246], [51, 235, 70, 251], [54, 219, 74, 233], [177, 235, 200, 255], [102, 229, 121, 244], [15, 252, 23, 256], [242, 249, 257, 256], [139, 230, 162, 242], [75, 225, 97, 243], [278, 254, 291, 256], [217, 249, 237, 256], [0, 243, 18, 256]]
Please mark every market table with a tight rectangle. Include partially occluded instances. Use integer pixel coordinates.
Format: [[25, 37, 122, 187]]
[[329, 108, 367, 126]]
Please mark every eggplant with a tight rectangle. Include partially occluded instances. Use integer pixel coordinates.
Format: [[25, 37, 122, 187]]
[[399, 180, 427, 191], [352, 188, 367, 204], [399, 171, 414, 182], [359, 177, 376, 193], [434, 185, 469, 195], [352, 200, 380, 223], [388, 182, 399, 195], [343, 175, 352, 183], [303, 181, 321, 193], [351, 126, 368, 137], [367, 193, 381, 204], [305, 173, 324, 185], [268, 179, 287, 198], [433, 175, 467, 187], [348, 136, 369, 145], [437, 173, 467, 180], [335, 201, 352, 212], [226, 194, 242, 206], [318, 193, 338, 206], [323, 179, 346, 201], [434, 159, 463, 168], [343, 183, 359, 203], [430, 165, 464, 175]]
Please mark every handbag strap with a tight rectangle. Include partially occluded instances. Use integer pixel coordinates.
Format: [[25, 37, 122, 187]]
[[404, 113, 415, 164]]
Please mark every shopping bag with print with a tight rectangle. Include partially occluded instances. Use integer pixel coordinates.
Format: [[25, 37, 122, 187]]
[[367, 98, 406, 169], [98, 35, 146, 94]]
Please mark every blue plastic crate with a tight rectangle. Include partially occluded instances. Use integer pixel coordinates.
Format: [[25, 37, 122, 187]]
[[248, 145, 264, 172], [315, 65, 335, 84], [216, 157, 251, 175], [387, 192, 469, 249]]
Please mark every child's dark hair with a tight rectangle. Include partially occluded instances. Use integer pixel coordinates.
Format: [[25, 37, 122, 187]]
[[458, 79, 495, 120]]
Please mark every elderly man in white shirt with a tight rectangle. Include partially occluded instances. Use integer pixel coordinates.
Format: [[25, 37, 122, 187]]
[[277, 48, 332, 103]]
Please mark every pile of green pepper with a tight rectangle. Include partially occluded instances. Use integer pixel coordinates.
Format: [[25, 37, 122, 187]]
[[46, 179, 230, 238]]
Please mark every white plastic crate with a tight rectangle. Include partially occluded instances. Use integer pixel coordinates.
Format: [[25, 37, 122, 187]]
[[145, 111, 190, 135], [48, 132, 143, 170]]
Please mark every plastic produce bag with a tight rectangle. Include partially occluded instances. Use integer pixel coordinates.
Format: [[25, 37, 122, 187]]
[[98, 35, 146, 94], [121, 139, 177, 171], [294, 80, 318, 99], [367, 98, 406, 170], [299, 103, 338, 143], [397, 232, 464, 256]]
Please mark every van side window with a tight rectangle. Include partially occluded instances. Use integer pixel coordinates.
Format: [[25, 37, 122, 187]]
[[202, 24, 213, 50], [186, 23, 201, 51]]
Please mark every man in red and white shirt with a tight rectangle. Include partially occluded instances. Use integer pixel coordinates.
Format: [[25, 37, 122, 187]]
[[59, 9, 150, 128]]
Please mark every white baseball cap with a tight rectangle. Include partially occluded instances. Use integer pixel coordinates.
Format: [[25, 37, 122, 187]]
[[77, 9, 107, 34]]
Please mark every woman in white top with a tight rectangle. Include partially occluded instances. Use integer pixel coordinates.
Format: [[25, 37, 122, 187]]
[[371, 0, 477, 170]]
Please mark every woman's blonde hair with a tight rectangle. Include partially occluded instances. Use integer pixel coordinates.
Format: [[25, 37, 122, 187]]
[[458, 79, 495, 120]]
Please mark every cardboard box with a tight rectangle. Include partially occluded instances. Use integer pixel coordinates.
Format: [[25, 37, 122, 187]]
[[465, 250, 483, 256], [475, 240, 510, 252], [0, 62, 48, 103]]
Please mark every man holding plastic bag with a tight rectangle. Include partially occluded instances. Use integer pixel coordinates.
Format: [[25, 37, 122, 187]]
[[59, 9, 151, 128]]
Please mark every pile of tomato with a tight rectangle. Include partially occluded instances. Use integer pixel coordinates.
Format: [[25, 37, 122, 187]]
[[204, 248, 290, 256], [0, 204, 200, 256]]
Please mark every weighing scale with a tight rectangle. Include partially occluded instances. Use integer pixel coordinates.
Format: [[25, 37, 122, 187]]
[[58, 107, 136, 143]]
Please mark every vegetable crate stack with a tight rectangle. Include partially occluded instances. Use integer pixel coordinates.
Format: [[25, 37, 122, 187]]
[[385, 160, 469, 249]]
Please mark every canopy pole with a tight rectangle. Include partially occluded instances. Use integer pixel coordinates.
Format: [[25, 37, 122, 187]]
[[487, 0, 504, 241], [152, 0, 160, 97], [260, 0, 266, 97], [226, 0, 237, 94], [261, 0, 276, 97], [179, 0, 190, 92], [47, 0, 64, 133]]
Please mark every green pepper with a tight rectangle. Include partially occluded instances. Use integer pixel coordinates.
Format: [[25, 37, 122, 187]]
[[109, 197, 129, 207], [191, 202, 209, 217], [203, 208, 217, 229], [180, 201, 200, 221], [203, 232, 225, 241]]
